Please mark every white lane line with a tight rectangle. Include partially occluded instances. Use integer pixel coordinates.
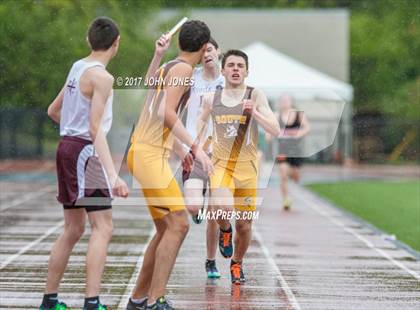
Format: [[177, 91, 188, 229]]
[[116, 226, 155, 309], [112, 197, 265, 206], [168, 301, 289, 306], [0, 221, 64, 270], [0, 186, 55, 212], [0, 282, 304, 290], [253, 227, 302, 310], [295, 187, 420, 281]]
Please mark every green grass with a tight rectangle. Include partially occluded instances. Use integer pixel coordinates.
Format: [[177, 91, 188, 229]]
[[307, 181, 420, 251]]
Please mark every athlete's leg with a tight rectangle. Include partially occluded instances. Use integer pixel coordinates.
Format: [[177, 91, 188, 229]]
[[147, 209, 189, 303], [279, 162, 291, 209], [232, 176, 256, 264], [184, 178, 204, 216], [232, 217, 253, 262], [205, 214, 221, 278], [45, 208, 86, 293], [210, 188, 234, 259], [206, 214, 218, 260], [131, 218, 166, 299], [230, 166, 257, 284], [211, 187, 234, 230], [279, 162, 289, 199], [290, 166, 300, 183], [85, 208, 113, 297]]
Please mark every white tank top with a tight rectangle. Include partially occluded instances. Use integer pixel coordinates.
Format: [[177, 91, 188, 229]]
[[60, 59, 113, 140], [185, 67, 224, 140]]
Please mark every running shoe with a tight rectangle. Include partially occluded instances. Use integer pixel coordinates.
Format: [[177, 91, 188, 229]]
[[126, 298, 147, 310], [146, 296, 174, 310], [191, 204, 205, 224], [231, 261, 244, 285], [83, 303, 107, 310], [218, 226, 233, 258], [240, 267, 246, 283], [205, 259, 221, 278], [283, 198, 291, 210], [40, 302, 69, 310]]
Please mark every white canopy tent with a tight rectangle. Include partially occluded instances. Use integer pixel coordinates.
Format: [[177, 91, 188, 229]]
[[242, 42, 354, 161], [242, 42, 353, 102]]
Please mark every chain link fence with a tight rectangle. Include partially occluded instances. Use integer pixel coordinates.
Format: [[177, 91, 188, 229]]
[[0, 107, 418, 163], [0, 107, 56, 159]]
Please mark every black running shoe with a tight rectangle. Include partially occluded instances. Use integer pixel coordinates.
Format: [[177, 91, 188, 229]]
[[146, 296, 174, 310], [39, 302, 69, 310], [126, 298, 147, 310], [205, 259, 221, 278], [83, 303, 107, 310]]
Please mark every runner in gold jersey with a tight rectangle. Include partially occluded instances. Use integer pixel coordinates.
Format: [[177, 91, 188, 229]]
[[198, 49, 280, 285], [126, 20, 213, 310]]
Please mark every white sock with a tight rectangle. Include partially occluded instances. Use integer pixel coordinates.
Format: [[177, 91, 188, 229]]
[[131, 296, 147, 304]]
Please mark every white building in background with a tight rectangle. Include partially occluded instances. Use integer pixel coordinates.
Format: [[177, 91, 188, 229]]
[[159, 9, 349, 82]]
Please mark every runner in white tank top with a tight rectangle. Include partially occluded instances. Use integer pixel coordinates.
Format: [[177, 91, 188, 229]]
[[183, 39, 224, 280], [60, 59, 113, 140], [40, 17, 128, 310], [184, 66, 224, 141]]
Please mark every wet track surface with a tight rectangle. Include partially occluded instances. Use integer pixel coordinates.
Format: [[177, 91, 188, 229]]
[[0, 172, 419, 309]]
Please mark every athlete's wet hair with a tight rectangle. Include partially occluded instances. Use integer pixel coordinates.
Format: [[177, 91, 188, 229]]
[[87, 17, 119, 51], [208, 37, 219, 49], [222, 49, 249, 70], [179, 20, 211, 52]]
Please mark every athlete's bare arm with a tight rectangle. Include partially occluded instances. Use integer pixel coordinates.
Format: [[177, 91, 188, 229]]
[[86, 68, 128, 197], [244, 89, 280, 136], [295, 113, 310, 138], [173, 138, 194, 172], [47, 86, 65, 123], [197, 92, 214, 144], [157, 62, 194, 145], [172, 138, 189, 159], [158, 62, 213, 173], [144, 34, 171, 82]]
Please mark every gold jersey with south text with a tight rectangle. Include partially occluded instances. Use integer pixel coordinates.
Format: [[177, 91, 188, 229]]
[[211, 86, 258, 162]]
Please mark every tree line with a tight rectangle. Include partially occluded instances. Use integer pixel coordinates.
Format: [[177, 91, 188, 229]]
[[1, 0, 418, 121]]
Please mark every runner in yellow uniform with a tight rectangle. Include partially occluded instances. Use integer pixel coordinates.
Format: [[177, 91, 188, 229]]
[[198, 49, 280, 285], [126, 21, 213, 310]]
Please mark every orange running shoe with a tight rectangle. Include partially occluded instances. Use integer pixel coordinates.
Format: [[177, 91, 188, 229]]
[[219, 226, 233, 258], [230, 260, 245, 284]]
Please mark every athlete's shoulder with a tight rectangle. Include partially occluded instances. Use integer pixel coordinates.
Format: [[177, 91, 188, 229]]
[[89, 67, 113, 85], [89, 66, 113, 79], [83, 68, 113, 94], [167, 60, 193, 76], [193, 66, 203, 77], [217, 74, 225, 85], [249, 87, 264, 99]]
